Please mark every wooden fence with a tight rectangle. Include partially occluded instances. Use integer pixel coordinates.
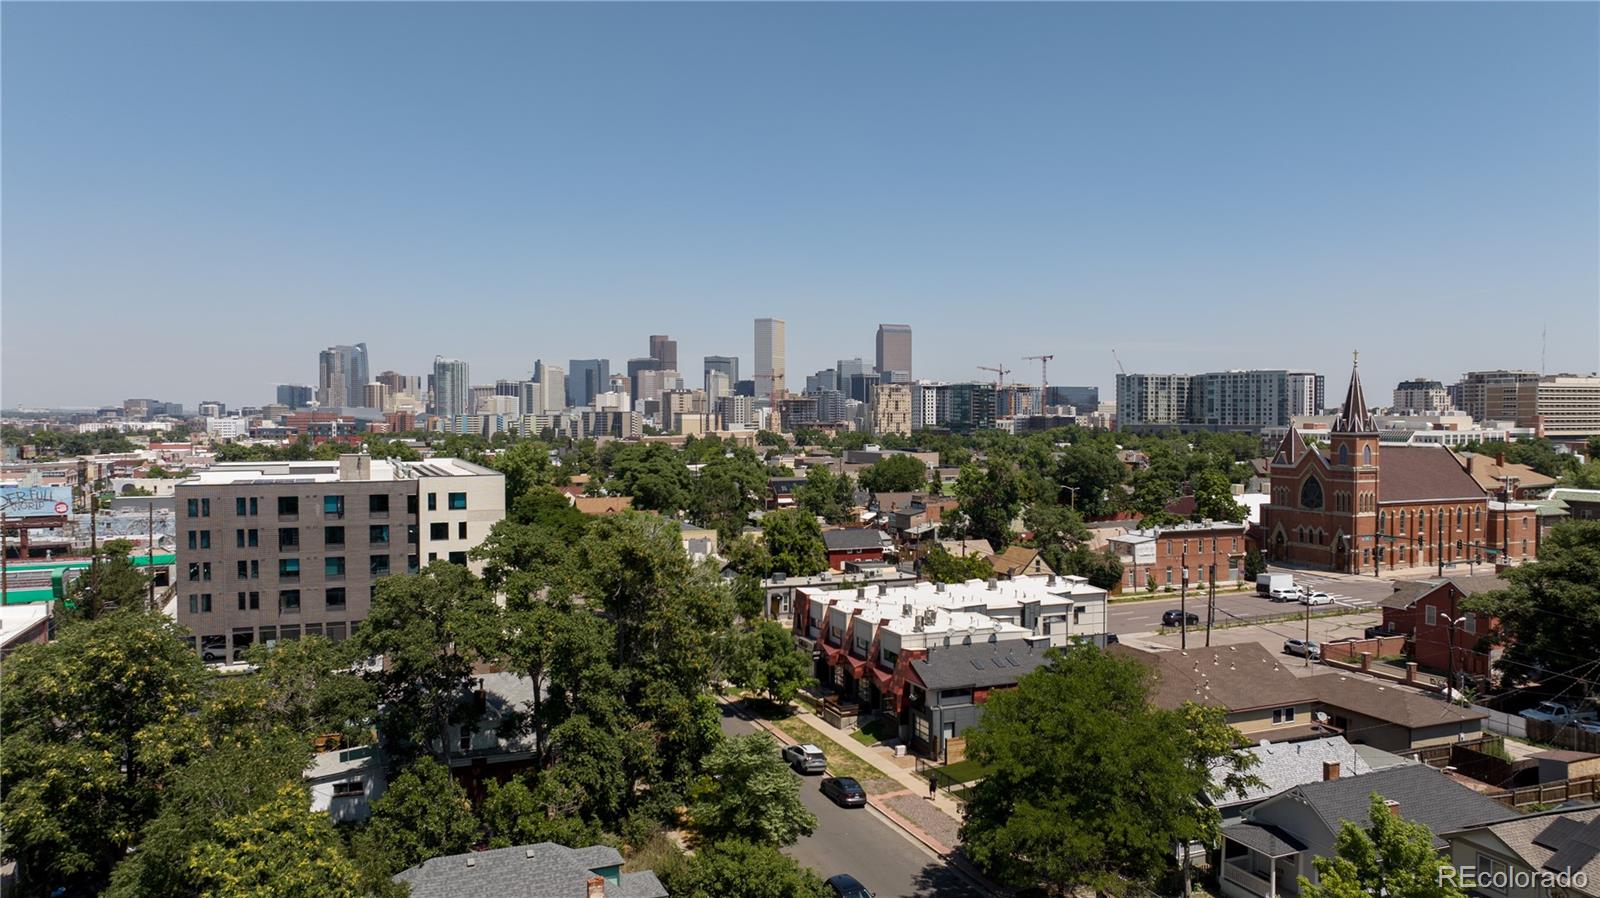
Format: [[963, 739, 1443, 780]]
[[1484, 775, 1599, 810], [1523, 719, 1600, 754]]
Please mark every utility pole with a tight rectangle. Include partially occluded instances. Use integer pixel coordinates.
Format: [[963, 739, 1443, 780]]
[[147, 500, 156, 610], [1205, 563, 1216, 648], [1180, 549, 1189, 651], [1063, 486, 1079, 510], [1304, 596, 1312, 669], [1437, 505, 1444, 579], [1, 507, 9, 606]]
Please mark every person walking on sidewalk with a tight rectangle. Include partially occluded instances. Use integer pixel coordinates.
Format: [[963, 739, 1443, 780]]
[[928, 774, 937, 800]]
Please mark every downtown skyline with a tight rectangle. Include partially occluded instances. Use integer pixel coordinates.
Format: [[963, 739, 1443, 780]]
[[3, 2, 1597, 408]]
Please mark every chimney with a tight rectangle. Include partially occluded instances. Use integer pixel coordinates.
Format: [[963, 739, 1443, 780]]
[[1384, 799, 1401, 818], [878, 583, 888, 596], [1497, 450, 1506, 467], [1323, 761, 1340, 781], [987, 578, 999, 591], [587, 875, 605, 898]]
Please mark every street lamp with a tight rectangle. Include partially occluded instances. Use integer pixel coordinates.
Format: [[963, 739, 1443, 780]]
[[1439, 612, 1471, 703], [1063, 486, 1080, 510]]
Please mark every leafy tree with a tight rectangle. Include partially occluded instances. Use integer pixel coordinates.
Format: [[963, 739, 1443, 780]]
[[676, 838, 830, 898], [922, 545, 995, 584], [760, 509, 828, 576], [355, 562, 502, 759], [56, 537, 152, 620], [757, 430, 790, 450], [187, 782, 366, 898], [795, 465, 856, 525], [953, 461, 1023, 550], [1129, 468, 1179, 517], [690, 450, 768, 541], [481, 772, 603, 849], [1243, 548, 1266, 582], [1466, 520, 1600, 685], [488, 439, 557, 501], [508, 484, 589, 538], [354, 756, 478, 876], [689, 734, 818, 847], [1055, 444, 1126, 518], [237, 635, 378, 744], [106, 732, 313, 898], [858, 454, 928, 494], [731, 621, 811, 705], [1299, 794, 1466, 898], [1192, 469, 1247, 522], [1, 611, 208, 895], [1458, 437, 1576, 480], [959, 644, 1256, 894], [1023, 502, 1090, 573], [723, 536, 774, 622], [606, 443, 693, 513]]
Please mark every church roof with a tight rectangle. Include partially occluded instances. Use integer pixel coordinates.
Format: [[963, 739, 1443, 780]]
[[1333, 356, 1377, 434], [1378, 446, 1489, 503], [1273, 426, 1304, 466]]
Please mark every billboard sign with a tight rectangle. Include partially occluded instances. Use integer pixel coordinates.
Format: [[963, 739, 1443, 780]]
[[0, 485, 72, 519]]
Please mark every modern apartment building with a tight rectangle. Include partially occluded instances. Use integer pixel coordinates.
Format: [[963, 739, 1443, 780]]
[[1117, 370, 1323, 431], [1045, 385, 1099, 410], [1391, 379, 1453, 415], [705, 370, 731, 402], [1537, 374, 1600, 437], [875, 323, 913, 380], [870, 383, 913, 436], [941, 382, 997, 433], [755, 317, 786, 402], [717, 395, 756, 429], [173, 454, 505, 663], [1452, 370, 1539, 424], [276, 384, 315, 410], [431, 357, 471, 421]]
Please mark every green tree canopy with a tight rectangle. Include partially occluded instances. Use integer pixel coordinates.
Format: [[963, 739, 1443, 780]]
[[858, 453, 929, 494], [953, 461, 1023, 550], [1023, 502, 1090, 573], [1060, 545, 1125, 592], [675, 838, 830, 898], [56, 537, 152, 621], [730, 621, 811, 705], [1466, 520, 1600, 685], [1192, 469, 1247, 523], [1, 611, 209, 895], [480, 772, 603, 849], [186, 782, 366, 898], [1055, 444, 1127, 518], [959, 644, 1256, 893], [355, 562, 503, 760], [1299, 793, 1467, 898], [353, 756, 478, 878], [795, 465, 856, 525], [760, 508, 827, 577], [489, 439, 558, 502], [922, 545, 996, 584], [236, 635, 378, 745], [689, 733, 818, 847]]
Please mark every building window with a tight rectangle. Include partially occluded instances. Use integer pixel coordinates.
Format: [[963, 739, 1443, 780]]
[[200, 593, 212, 612], [326, 587, 346, 610], [237, 560, 249, 579], [187, 498, 200, 517], [259, 625, 277, 645], [1338, 444, 1349, 466], [188, 562, 200, 581], [370, 525, 389, 545], [369, 494, 389, 514], [279, 590, 300, 612], [236, 497, 248, 516], [332, 780, 363, 798], [324, 526, 345, 546], [202, 562, 212, 581], [1425, 604, 1437, 626], [407, 494, 419, 515], [457, 521, 467, 539], [325, 557, 345, 577], [323, 495, 344, 518], [1476, 855, 1509, 895], [1300, 476, 1324, 510], [448, 492, 467, 510], [279, 527, 299, 549], [448, 551, 467, 566], [279, 558, 299, 580], [370, 555, 390, 576], [427, 492, 437, 511], [1463, 614, 1476, 635], [429, 522, 449, 540], [278, 496, 299, 516], [408, 554, 419, 573], [1363, 446, 1372, 465]]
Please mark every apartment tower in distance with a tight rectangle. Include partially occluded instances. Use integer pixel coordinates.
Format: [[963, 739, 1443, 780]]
[[704, 355, 739, 395], [876, 324, 913, 381], [317, 343, 370, 409], [755, 318, 786, 403], [432, 356, 471, 421]]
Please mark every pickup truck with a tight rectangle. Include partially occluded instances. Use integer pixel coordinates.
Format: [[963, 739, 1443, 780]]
[[1518, 701, 1600, 727]]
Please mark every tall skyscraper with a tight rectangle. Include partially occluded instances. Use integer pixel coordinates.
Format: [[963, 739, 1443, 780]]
[[648, 335, 678, 372], [540, 366, 566, 413], [754, 318, 786, 402], [317, 343, 370, 409], [704, 355, 740, 392], [432, 356, 470, 421], [836, 358, 873, 403], [875, 324, 913, 380], [567, 359, 611, 408], [626, 357, 661, 403]]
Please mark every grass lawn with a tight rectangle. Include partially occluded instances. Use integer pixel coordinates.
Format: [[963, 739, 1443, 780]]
[[924, 758, 992, 785], [766, 715, 890, 788], [850, 717, 897, 746]]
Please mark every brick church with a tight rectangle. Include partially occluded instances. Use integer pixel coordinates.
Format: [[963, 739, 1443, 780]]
[[1264, 356, 1539, 574]]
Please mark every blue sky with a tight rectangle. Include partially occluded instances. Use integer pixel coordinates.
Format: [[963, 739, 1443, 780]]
[[3, 2, 1596, 409]]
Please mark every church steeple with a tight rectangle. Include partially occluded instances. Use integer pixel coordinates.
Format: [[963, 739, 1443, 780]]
[[1333, 351, 1376, 434]]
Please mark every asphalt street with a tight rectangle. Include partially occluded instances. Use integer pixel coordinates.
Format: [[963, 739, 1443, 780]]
[[718, 704, 988, 898]]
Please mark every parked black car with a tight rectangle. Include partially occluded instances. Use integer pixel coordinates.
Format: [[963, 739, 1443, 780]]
[[821, 776, 867, 808], [1162, 610, 1200, 627], [1364, 625, 1401, 639], [826, 873, 874, 898]]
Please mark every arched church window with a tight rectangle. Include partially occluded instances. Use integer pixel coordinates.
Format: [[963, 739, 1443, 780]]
[[1300, 476, 1324, 510], [1363, 446, 1373, 466], [1338, 444, 1349, 466]]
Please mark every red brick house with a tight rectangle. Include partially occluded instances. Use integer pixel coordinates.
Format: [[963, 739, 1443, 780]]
[[821, 528, 890, 570], [1378, 579, 1501, 684], [1264, 357, 1538, 574]]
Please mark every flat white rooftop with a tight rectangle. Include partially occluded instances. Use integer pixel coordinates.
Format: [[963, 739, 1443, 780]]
[[182, 457, 499, 486]]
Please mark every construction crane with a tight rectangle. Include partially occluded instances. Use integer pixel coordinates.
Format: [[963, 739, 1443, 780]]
[[977, 364, 1011, 388], [1112, 349, 1126, 376], [1023, 354, 1054, 392]]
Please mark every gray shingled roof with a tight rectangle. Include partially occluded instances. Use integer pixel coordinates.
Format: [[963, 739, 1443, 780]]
[[1210, 737, 1373, 809], [823, 529, 887, 552], [1279, 763, 1515, 848], [1225, 822, 1309, 857], [912, 641, 1051, 691], [395, 843, 667, 898], [1305, 673, 1487, 729]]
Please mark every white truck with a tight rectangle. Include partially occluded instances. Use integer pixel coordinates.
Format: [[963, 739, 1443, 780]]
[[1519, 701, 1600, 727], [1257, 572, 1296, 600]]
